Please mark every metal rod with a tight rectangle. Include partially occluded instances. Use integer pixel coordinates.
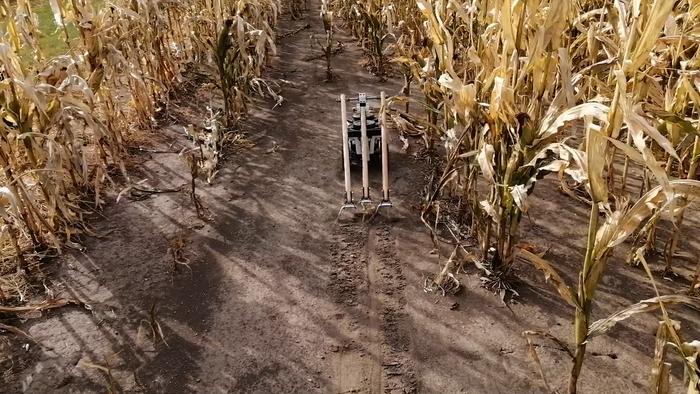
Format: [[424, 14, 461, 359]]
[[380, 91, 391, 204], [340, 94, 353, 204], [360, 93, 370, 201], [335, 96, 382, 102]]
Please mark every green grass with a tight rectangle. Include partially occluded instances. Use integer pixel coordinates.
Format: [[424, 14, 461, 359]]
[[31, 0, 82, 59], [22, 1, 102, 61]]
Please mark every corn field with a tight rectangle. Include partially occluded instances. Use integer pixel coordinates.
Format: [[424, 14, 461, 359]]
[[334, 0, 700, 392], [0, 0, 279, 292], [1, 0, 700, 392]]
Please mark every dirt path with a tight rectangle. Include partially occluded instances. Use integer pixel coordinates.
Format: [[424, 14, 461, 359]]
[[4, 1, 700, 393]]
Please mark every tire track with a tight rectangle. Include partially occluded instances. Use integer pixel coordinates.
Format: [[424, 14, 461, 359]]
[[371, 224, 417, 394], [329, 221, 416, 393], [329, 221, 382, 393]]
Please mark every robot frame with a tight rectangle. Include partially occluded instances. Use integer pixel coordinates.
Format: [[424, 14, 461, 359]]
[[338, 92, 392, 215]]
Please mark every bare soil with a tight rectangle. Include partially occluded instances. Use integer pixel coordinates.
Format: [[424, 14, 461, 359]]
[[2, 2, 700, 393]]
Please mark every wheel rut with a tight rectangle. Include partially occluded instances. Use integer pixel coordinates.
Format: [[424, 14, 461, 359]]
[[329, 221, 416, 393]]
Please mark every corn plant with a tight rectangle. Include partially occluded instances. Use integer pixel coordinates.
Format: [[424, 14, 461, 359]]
[[1, 4, 122, 260], [288, 0, 307, 19], [211, 0, 280, 127], [518, 1, 700, 390], [332, 0, 393, 78], [519, 87, 700, 391], [320, 0, 334, 80], [386, 0, 423, 113], [0, 0, 281, 297], [400, 0, 585, 292], [660, 92, 700, 278]]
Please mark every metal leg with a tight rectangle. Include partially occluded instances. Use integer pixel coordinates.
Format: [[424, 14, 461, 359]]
[[359, 93, 371, 204], [378, 91, 392, 209], [340, 94, 355, 212]]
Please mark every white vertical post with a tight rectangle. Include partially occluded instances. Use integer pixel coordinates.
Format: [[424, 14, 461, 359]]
[[340, 94, 352, 204], [380, 91, 390, 203], [359, 93, 370, 201]]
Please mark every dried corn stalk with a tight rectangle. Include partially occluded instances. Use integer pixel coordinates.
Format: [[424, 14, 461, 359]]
[[0, 0, 280, 300]]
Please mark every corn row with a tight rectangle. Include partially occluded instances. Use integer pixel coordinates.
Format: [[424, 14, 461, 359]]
[[0, 0, 280, 280]]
